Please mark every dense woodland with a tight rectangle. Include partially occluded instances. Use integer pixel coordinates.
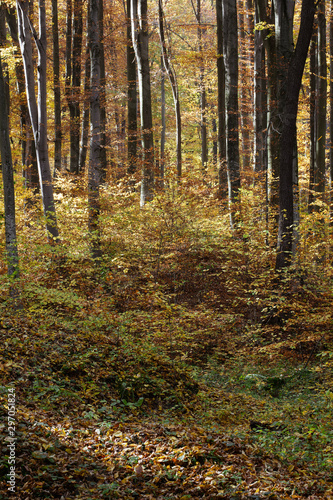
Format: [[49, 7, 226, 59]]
[[0, 0, 333, 498]]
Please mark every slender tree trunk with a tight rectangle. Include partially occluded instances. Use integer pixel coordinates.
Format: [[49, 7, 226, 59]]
[[255, 0, 279, 211], [216, 0, 227, 197], [254, 3, 266, 174], [17, 0, 59, 241], [69, 0, 83, 174], [0, 25, 20, 289], [158, 0, 182, 177], [52, 0, 61, 175], [308, 30, 317, 212], [79, 25, 91, 173], [99, 0, 107, 182], [160, 56, 166, 181], [222, 0, 240, 227], [195, 0, 208, 170], [131, 0, 154, 206], [88, 0, 102, 258], [314, 0, 326, 199], [126, 0, 138, 175], [5, 6, 38, 191], [276, 0, 315, 271], [65, 0, 72, 170]]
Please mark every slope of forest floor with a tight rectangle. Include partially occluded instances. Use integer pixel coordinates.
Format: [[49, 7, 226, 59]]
[[0, 177, 333, 499]]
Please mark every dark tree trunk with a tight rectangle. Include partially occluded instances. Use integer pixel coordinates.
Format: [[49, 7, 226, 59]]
[[99, 0, 107, 182], [0, 25, 20, 286], [52, 0, 61, 175], [216, 0, 227, 197], [88, 0, 102, 258], [276, 0, 316, 271], [314, 0, 326, 200], [69, 0, 83, 174], [222, 0, 240, 227]]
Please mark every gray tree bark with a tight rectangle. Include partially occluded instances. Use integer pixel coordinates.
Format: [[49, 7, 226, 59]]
[[79, 22, 91, 173], [216, 0, 227, 197], [276, 0, 315, 271], [17, 0, 59, 241], [51, 0, 61, 175], [126, 0, 138, 175], [314, 0, 326, 200], [88, 0, 102, 258], [131, 0, 154, 206], [158, 0, 182, 178], [0, 31, 20, 285]]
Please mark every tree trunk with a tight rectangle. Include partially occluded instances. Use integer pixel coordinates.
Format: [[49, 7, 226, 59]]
[[88, 0, 102, 258], [99, 0, 107, 182], [51, 0, 61, 175], [308, 30, 317, 212], [160, 56, 166, 181], [131, 0, 154, 206], [276, 0, 315, 271], [314, 0, 326, 200], [69, 0, 83, 174], [0, 29, 20, 287], [5, 6, 38, 190], [216, 0, 227, 197], [253, 3, 266, 174], [222, 0, 240, 227], [79, 23, 91, 173], [158, 0, 182, 177], [126, 0, 138, 175], [17, 0, 59, 241]]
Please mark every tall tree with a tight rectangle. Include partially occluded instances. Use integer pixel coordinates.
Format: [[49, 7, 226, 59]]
[[126, 0, 138, 175], [158, 0, 182, 177], [0, 16, 20, 286], [88, 0, 102, 258], [131, 0, 154, 206], [79, 20, 91, 173], [5, 6, 38, 191], [314, 0, 327, 201], [216, 0, 226, 197], [276, 0, 316, 270], [222, 0, 240, 226], [16, 0, 59, 241], [51, 0, 61, 175]]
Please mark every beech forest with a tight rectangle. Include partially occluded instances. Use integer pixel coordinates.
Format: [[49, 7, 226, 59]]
[[0, 0, 333, 498]]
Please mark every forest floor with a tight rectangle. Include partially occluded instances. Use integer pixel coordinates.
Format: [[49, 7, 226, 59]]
[[0, 180, 333, 499]]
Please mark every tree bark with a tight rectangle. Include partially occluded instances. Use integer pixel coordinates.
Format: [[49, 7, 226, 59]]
[[0, 31, 20, 285], [126, 0, 138, 175], [69, 0, 83, 174], [51, 0, 61, 175], [5, 6, 38, 191], [216, 0, 227, 197], [79, 22, 91, 173], [17, 0, 59, 241], [158, 0, 182, 178], [314, 0, 326, 200], [222, 0, 240, 227], [131, 0, 154, 206], [88, 0, 102, 258], [276, 0, 316, 271]]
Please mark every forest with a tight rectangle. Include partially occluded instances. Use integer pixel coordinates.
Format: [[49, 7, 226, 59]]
[[0, 0, 333, 498]]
